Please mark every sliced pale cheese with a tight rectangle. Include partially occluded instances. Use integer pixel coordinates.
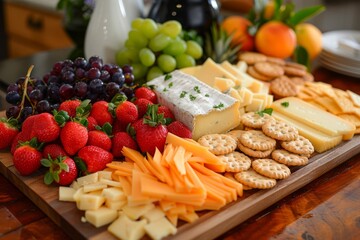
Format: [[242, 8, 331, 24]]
[[213, 77, 235, 93], [102, 187, 126, 201], [85, 206, 118, 228], [219, 61, 241, 86], [245, 98, 264, 112], [108, 213, 147, 240], [271, 97, 356, 140], [83, 182, 108, 193], [238, 87, 253, 108], [105, 199, 127, 210], [59, 186, 76, 202], [144, 217, 177, 240], [149, 70, 241, 140], [227, 88, 243, 102], [99, 178, 122, 187], [98, 170, 113, 180], [141, 206, 166, 222], [179, 65, 202, 76], [77, 193, 105, 211], [77, 172, 99, 186], [122, 203, 155, 220], [236, 61, 248, 72], [272, 111, 343, 153]]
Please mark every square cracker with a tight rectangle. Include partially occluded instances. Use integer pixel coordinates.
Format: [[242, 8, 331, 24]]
[[347, 90, 360, 107]]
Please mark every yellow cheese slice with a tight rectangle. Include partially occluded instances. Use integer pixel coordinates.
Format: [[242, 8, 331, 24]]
[[271, 97, 356, 140], [214, 77, 235, 93], [272, 111, 343, 153]]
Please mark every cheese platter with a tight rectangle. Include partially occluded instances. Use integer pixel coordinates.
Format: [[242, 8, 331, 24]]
[[1, 103, 360, 239]]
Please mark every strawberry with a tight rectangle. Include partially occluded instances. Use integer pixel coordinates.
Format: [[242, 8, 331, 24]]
[[77, 145, 113, 173], [21, 114, 37, 140], [157, 105, 175, 124], [0, 118, 19, 149], [136, 105, 168, 155], [41, 155, 77, 186], [58, 99, 81, 117], [115, 100, 138, 125], [167, 121, 192, 139], [134, 86, 157, 103], [112, 119, 127, 134], [112, 131, 138, 158], [11, 132, 27, 154], [87, 123, 112, 151], [60, 121, 88, 156], [134, 98, 153, 118], [90, 100, 114, 126], [13, 138, 43, 176], [87, 116, 98, 131], [42, 143, 67, 159], [29, 112, 60, 143]]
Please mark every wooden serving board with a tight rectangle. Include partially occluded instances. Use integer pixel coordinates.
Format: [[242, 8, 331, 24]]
[[1, 136, 360, 240]]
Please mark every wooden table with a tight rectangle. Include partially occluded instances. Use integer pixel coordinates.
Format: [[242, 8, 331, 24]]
[[0, 58, 360, 239]]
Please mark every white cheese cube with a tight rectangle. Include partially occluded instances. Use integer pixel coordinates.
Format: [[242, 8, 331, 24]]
[[105, 199, 127, 210], [83, 182, 108, 193], [98, 170, 113, 180], [73, 187, 85, 202], [59, 186, 76, 202], [108, 213, 147, 240], [102, 187, 126, 201], [77, 172, 98, 186], [100, 178, 122, 187], [85, 206, 118, 228], [141, 207, 165, 222], [122, 203, 155, 220], [77, 194, 105, 211], [144, 217, 177, 240]]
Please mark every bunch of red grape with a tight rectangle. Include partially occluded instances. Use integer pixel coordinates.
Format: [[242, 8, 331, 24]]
[[5, 56, 135, 123]]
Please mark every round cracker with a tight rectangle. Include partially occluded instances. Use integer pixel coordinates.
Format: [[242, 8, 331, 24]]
[[271, 149, 309, 166], [198, 134, 237, 155], [266, 56, 286, 66], [241, 111, 274, 129], [262, 119, 299, 141], [280, 135, 314, 157], [252, 158, 291, 179], [270, 76, 299, 99], [226, 130, 246, 142], [254, 62, 285, 78], [239, 52, 267, 65], [239, 130, 276, 151], [238, 141, 273, 158], [247, 66, 273, 81], [218, 151, 252, 172], [234, 168, 277, 189], [285, 61, 307, 71], [283, 66, 307, 77]]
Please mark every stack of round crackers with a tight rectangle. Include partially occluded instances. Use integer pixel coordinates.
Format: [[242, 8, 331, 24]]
[[239, 51, 314, 100], [197, 111, 315, 190]]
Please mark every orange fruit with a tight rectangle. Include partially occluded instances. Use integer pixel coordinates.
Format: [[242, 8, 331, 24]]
[[221, 16, 254, 51], [295, 23, 322, 60], [255, 21, 297, 59]]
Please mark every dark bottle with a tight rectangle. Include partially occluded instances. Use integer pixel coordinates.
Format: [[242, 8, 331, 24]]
[[147, 0, 220, 37]]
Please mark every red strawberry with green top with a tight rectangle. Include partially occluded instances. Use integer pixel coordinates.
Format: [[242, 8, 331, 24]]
[[134, 98, 153, 118], [115, 100, 138, 125], [90, 100, 114, 126], [77, 145, 113, 173], [112, 119, 127, 134], [29, 112, 60, 143], [41, 155, 77, 186], [60, 120, 88, 156], [157, 105, 175, 124], [42, 143, 67, 159], [13, 138, 43, 176], [167, 121, 192, 139], [112, 131, 138, 158], [87, 123, 112, 151], [134, 86, 157, 103], [136, 105, 168, 155], [21, 114, 37, 140], [87, 116, 98, 131], [0, 117, 19, 150], [58, 99, 81, 117]]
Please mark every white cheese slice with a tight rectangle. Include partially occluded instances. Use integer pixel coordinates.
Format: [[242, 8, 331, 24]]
[[148, 70, 241, 140]]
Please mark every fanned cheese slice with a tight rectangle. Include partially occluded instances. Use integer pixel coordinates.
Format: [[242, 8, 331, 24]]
[[148, 70, 241, 140]]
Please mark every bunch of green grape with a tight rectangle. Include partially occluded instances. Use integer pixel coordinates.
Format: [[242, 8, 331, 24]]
[[115, 18, 203, 83]]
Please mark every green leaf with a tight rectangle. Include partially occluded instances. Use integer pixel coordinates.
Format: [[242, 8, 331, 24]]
[[294, 46, 310, 70], [59, 162, 69, 172], [44, 171, 54, 185], [279, 3, 295, 22], [102, 122, 113, 136], [273, 0, 283, 20], [281, 101, 289, 107], [256, 108, 273, 117], [53, 172, 60, 182], [74, 157, 87, 173], [41, 159, 52, 167], [287, 5, 325, 27]]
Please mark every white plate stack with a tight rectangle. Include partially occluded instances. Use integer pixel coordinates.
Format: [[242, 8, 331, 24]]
[[320, 30, 360, 78]]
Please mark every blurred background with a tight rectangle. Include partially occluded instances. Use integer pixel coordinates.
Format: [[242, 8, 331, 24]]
[[0, 0, 359, 61]]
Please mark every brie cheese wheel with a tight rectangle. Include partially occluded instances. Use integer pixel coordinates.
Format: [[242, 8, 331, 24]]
[[148, 70, 241, 140]]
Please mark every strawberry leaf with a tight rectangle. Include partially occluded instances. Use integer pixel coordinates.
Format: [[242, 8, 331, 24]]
[[102, 122, 113, 136], [53, 172, 60, 182], [44, 171, 54, 185], [59, 162, 69, 172], [54, 110, 70, 127], [74, 157, 87, 176], [41, 158, 52, 167], [76, 99, 92, 118]]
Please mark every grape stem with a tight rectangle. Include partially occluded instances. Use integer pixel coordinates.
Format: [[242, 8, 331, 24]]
[[17, 65, 35, 120]]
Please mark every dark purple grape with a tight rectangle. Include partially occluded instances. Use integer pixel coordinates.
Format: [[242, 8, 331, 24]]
[[86, 67, 101, 80], [50, 103, 60, 111], [20, 106, 33, 123], [61, 70, 75, 84], [48, 84, 60, 102], [7, 83, 19, 93], [26, 85, 34, 95], [122, 87, 134, 100], [33, 79, 45, 87], [43, 73, 50, 83], [111, 72, 125, 86], [6, 91, 21, 105], [90, 60, 103, 70], [74, 57, 87, 68], [88, 56, 103, 65], [62, 59, 74, 68], [29, 89, 43, 103], [109, 66, 122, 75], [89, 79, 104, 94], [100, 70, 110, 83], [59, 84, 75, 100], [75, 68, 86, 79], [47, 75, 61, 86], [16, 77, 25, 85], [102, 64, 113, 72], [122, 64, 133, 74], [36, 99, 51, 113], [106, 82, 120, 98], [6, 105, 20, 119], [36, 84, 47, 96], [61, 66, 74, 75], [124, 72, 135, 85], [74, 81, 88, 99], [52, 61, 63, 75], [86, 91, 98, 103]]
